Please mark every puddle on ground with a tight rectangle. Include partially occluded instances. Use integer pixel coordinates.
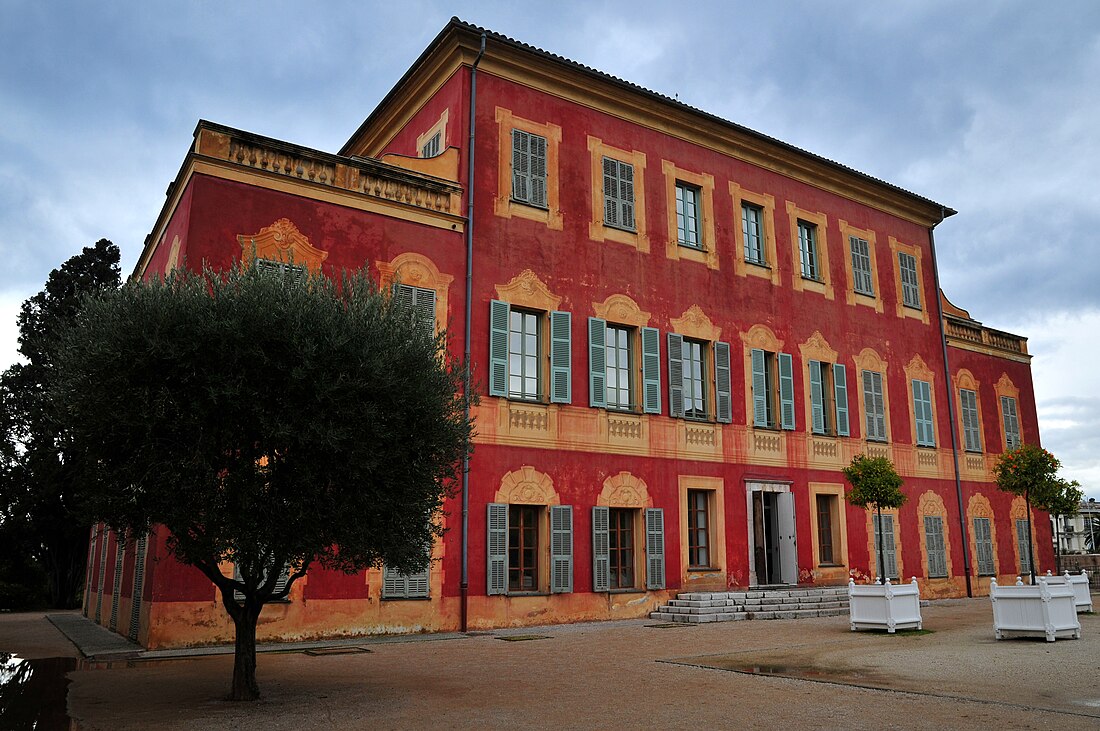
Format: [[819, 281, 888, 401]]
[[0, 653, 78, 731], [676, 655, 893, 689], [496, 634, 552, 642]]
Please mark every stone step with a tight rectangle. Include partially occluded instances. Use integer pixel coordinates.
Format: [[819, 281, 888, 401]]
[[651, 585, 852, 625]]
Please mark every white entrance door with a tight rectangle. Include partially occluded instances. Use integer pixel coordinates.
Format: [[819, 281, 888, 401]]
[[777, 491, 798, 585]]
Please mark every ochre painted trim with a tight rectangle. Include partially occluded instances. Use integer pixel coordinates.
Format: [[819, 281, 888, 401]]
[[865, 506, 905, 582], [678, 475, 726, 589], [889, 236, 930, 325], [729, 183, 779, 285], [494, 107, 564, 230], [786, 202, 834, 301], [375, 252, 455, 334], [592, 294, 651, 328], [587, 136, 649, 252], [808, 482, 849, 583], [839, 220, 883, 313], [661, 161, 718, 270], [237, 218, 329, 274], [416, 108, 449, 158]]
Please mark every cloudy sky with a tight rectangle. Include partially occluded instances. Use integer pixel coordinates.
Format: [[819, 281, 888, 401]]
[[2, 1, 1098, 497]]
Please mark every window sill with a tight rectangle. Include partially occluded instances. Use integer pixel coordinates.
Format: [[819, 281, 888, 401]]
[[746, 259, 769, 269], [608, 588, 645, 595], [381, 596, 431, 602], [510, 198, 549, 212], [506, 395, 547, 406], [818, 563, 844, 569], [755, 424, 782, 432], [903, 303, 923, 312], [506, 591, 550, 597], [866, 437, 889, 444], [683, 415, 715, 424], [678, 242, 706, 252], [811, 431, 838, 438], [964, 449, 983, 454], [604, 222, 637, 235], [801, 275, 824, 284], [916, 443, 937, 449]]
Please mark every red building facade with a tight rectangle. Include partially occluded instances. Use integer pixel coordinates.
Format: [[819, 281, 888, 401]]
[[84, 19, 1048, 648]]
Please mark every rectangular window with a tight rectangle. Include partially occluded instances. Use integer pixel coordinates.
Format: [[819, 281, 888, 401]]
[[508, 310, 541, 401], [675, 182, 702, 249], [602, 157, 636, 231], [924, 516, 948, 578], [512, 129, 548, 208], [862, 370, 887, 442], [687, 490, 710, 568], [912, 379, 935, 447], [816, 494, 836, 565], [255, 258, 307, 285], [973, 517, 995, 576], [382, 555, 430, 600], [1016, 519, 1032, 575], [742, 202, 766, 265], [421, 131, 441, 158], [849, 236, 874, 295], [605, 325, 633, 411], [872, 513, 898, 580], [608, 508, 636, 590], [1001, 396, 1021, 450], [233, 562, 292, 602], [898, 251, 921, 308], [798, 220, 820, 280], [682, 339, 707, 419], [392, 283, 437, 338], [508, 505, 540, 592], [960, 388, 982, 452]]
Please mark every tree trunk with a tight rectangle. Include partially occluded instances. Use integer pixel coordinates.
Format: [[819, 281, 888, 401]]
[[876, 504, 886, 585], [1025, 485, 1036, 585], [229, 604, 261, 701]]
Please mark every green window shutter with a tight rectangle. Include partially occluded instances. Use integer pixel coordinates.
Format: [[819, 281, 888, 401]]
[[592, 506, 610, 592], [487, 504, 508, 595], [529, 133, 547, 208], [413, 287, 436, 338], [588, 317, 607, 408], [899, 252, 921, 308], [128, 534, 147, 642], [809, 360, 825, 434], [109, 537, 124, 631], [512, 129, 529, 202], [714, 341, 732, 424], [382, 565, 408, 599], [645, 508, 666, 590], [618, 161, 635, 230], [95, 532, 109, 623], [602, 157, 618, 227], [550, 310, 572, 404], [407, 565, 430, 599], [393, 283, 415, 318], [1016, 519, 1032, 574], [489, 300, 510, 397], [1001, 396, 1021, 449], [778, 352, 795, 430], [833, 363, 850, 436], [641, 327, 661, 414], [913, 379, 934, 447], [924, 516, 947, 578], [751, 348, 768, 427], [874, 514, 898, 580], [960, 389, 981, 451], [667, 333, 684, 418], [550, 505, 573, 593], [974, 518, 994, 576]]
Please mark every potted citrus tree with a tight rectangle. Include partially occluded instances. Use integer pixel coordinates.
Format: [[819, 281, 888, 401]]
[[843, 454, 922, 632]]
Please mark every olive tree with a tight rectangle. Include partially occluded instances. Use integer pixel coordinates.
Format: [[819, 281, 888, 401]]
[[52, 264, 471, 700], [843, 454, 907, 584]]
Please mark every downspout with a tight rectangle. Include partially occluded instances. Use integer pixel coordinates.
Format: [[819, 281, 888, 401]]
[[460, 32, 486, 634], [930, 208, 973, 598]]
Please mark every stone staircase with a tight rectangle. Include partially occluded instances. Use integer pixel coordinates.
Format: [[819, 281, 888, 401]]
[[649, 585, 850, 624]]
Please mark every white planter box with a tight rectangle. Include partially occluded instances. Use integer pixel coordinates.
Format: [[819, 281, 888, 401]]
[[1039, 570, 1093, 613], [848, 578, 922, 633], [990, 577, 1080, 642]]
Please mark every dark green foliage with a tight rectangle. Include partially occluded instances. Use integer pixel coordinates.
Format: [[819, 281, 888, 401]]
[[0, 239, 121, 609], [843, 454, 907, 511], [51, 263, 472, 699], [994, 444, 1080, 513]]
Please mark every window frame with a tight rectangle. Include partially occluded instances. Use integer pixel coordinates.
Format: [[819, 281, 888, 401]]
[[489, 296, 572, 405], [849, 235, 874, 296], [973, 516, 996, 576], [923, 515, 948, 579], [602, 156, 637, 233], [686, 488, 712, 569], [675, 181, 703, 250], [911, 378, 936, 448], [495, 109, 563, 229], [751, 348, 795, 431], [1000, 395, 1022, 450], [898, 250, 921, 309], [742, 201, 766, 265], [798, 220, 820, 281], [816, 494, 836, 565], [862, 369, 888, 442], [809, 360, 851, 437], [607, 507, 637, 590], [510, 128, 549, 209], [604, 323, 635, 412], [960, 387, 982, 452]]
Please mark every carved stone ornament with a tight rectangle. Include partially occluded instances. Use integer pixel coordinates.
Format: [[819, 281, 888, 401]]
[[237, 218, 329, 274], [593, 294, 651, 327], [798, 330, 836, 363], [671, 305, 721, 341], [740, 323, 781, 351], [854, 347, 887, 373], [376, 252, 454, 291], [918, 490, 947, 518], [904, 354, 934, 382], [995, 373, 1020, 399], [495, 269, 562, 311], [495, 466, 559, 506], [598, 471, 651, 508]]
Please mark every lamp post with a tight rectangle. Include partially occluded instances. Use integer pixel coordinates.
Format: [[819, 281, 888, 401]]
[[1090, 498, 1097, 556]]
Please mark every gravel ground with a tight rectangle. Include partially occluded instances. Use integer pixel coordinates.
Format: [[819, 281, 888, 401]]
[[4, 598, 1100, 730]]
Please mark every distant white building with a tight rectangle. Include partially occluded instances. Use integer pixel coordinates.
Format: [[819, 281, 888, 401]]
[[1052, 499, 1099, 555]]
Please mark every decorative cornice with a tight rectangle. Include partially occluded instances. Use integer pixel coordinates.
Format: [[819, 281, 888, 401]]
[[740, 323, 781, 352], [237, 218, 328, 274], [495, 466, 559, 505], [798, 330, 836, 363], [670, 305, 721, 341], [494, 269, 562, 311], [593, 294, 651, 328]]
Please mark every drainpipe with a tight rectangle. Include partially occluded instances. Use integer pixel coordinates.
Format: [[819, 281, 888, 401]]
[[930, 208, 972, 598], [460, 32, 486, 634]]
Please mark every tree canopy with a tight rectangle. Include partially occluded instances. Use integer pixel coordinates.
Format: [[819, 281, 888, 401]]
[[0, 239, 121, 608], [52, 263, 472, 699], [843, 454, 907, 511]]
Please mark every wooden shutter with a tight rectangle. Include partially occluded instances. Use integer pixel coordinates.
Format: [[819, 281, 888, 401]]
[[974, 517, 994, 576], [550, 311, 572, 404], [382, 564, 407, 599], [778, 352, 795, 430], [667, 333, 684, 418], [602, 157, 619, 226], [109, 536, 124, 631], [393, 283, 415, 318], [924, 516, 947, 578], [913, 379, 934, 446], [714, 341, 732, 423], [550, 505, 573, 593], [641, 327, 661, 414], [618, 161, 635, 229], [529, 133, 547, 208], [489, 300, 510, 397], [751, 348, 768, 427], [874, 514, 898, 579], [487, 504, 508, 595], [588, 317, 607, 408], [592, 507, 610, 592], [899, 252, 921, 308], [128, 534, 147, 642], [1001, 396, 1020, 449], [833, 363, 850, 436], [512, 129, 529, 202], [95, 531, 109, 622], [850, 237, 874, 295], [960, 389, 981, 451], [414, 287, 436, 337], [864, 370, 885, 440], [809, 360, 825, 434], [645, 508, 666, 590], [1016, 519, 1032, 574]]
